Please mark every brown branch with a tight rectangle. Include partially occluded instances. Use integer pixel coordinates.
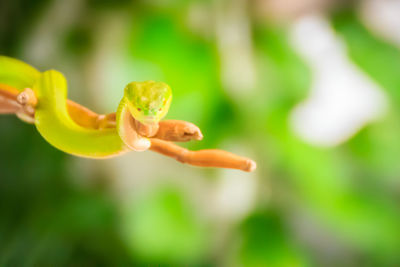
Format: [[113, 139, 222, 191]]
[[150, 139, 256, 172], [0, 85, 256, 172], [0, 84, 21, 114]]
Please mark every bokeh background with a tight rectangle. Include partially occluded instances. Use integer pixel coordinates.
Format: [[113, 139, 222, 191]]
[[1, 0, 400, 266]]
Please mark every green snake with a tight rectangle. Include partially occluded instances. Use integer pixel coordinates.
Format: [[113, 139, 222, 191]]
[[0, 56, 172, 158]]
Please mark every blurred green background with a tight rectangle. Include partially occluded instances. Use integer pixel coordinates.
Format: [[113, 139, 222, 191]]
[[1, 0, 400, 266]]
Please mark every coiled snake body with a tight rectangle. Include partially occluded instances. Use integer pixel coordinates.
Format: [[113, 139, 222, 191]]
[[0, 56, 256, 172]]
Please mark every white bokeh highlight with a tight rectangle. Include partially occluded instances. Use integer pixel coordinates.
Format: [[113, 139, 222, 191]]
[[289, 15, 388, 147], [361, 0, 400, 48]]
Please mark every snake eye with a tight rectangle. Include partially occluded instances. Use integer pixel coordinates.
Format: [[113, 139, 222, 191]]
[[137, 108, 141, 111]]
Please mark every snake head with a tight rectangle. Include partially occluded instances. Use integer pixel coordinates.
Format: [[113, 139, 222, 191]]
[[124, 81, 172, 125]]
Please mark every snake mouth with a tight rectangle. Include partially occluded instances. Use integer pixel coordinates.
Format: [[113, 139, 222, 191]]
[[139, 116, 158, 125]]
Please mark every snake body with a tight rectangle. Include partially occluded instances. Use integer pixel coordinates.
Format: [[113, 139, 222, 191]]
[[0, 56, 171, 158]]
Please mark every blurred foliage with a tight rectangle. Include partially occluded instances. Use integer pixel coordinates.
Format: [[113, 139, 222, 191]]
[[234, 211, 307, 267], [121, 186, 207, 265], [0, 117, 133, 265], [1, 0, 400, 266]]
